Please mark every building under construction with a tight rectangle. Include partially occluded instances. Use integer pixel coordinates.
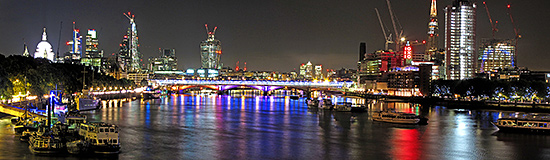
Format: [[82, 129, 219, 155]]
[[200, 24, 222, 69], [478, 39, 516, 73]]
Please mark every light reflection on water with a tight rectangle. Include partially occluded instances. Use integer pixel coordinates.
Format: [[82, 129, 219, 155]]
[[1, 94, 550, 159]]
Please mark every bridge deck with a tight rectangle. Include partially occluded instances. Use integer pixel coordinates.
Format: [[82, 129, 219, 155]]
[[152, 80, 354, 88]]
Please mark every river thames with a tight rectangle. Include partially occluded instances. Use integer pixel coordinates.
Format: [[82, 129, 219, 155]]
[[1, 94, 550, 159]]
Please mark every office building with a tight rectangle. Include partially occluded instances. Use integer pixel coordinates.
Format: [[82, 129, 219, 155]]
[[478, 39, 515, 73], [444, 0, 476, 80], [201, 24, 222, 69]]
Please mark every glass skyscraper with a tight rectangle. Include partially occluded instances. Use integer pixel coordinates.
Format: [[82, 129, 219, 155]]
[[444, 0, 476, 80], [200, 24, 222, 69]]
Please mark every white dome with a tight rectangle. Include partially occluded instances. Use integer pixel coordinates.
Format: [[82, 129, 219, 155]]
[[34, 28, 55, 61]]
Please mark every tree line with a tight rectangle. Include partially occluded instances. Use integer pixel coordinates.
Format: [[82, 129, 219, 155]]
[[432, 78, 549, 101], [0, 54, 135, 100]]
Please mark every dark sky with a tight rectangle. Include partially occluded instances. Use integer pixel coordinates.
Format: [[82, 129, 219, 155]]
[[1, 0, 549, 72]]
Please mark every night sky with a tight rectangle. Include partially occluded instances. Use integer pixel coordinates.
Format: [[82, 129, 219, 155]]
[[1, 0, 549, 72]]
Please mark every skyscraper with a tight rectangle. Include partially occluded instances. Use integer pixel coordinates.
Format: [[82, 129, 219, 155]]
[[118, 35, 130, 72], [359, 42, 366, 61], [124, 12, 142, 72], [444, 0, 476, 80], [315, 64, 323, 80], [200, 24, 222, 69], [66, 22, 82, 62], [82, 29, 103, 68], [149, 48, 177, 72], [426, 0, 439, 60]]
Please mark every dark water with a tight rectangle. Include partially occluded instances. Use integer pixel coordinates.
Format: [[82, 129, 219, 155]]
[[2, 94, 550, 159]]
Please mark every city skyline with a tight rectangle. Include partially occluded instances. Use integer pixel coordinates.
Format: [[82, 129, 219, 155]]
[[0, 0, 549, 72]]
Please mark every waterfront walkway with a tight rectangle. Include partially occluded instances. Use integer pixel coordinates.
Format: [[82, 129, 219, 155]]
[[0, 103, 46, 118]]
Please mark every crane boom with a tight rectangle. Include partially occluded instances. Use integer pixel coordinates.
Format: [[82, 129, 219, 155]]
[[483, 2, 498, 38], [507, 4, 520, 40], [375, 8, 392, 50], [507, 4, 520, 67], [385, 0, 401, 51]]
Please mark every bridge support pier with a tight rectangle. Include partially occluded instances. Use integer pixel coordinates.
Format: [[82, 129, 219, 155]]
[[305, 88, 311, 98]]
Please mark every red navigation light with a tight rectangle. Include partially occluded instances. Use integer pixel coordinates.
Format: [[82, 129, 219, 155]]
[[119, 44, 122, 47], [422, 40, 426, 44], [66, 41, 70, 45], [507, 4, 510, 8]]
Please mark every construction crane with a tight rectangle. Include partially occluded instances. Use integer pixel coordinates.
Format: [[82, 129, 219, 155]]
[[507, 3, 521, 66], [205, 24, 217, 35], [375, 8, 393, 51], [483, 2, 498, 38], [385, 0, 403, 51], [123, 12, 134, 23]]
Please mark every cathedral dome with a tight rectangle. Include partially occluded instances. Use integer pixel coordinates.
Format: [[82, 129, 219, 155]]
[[34, 28, 55, 61]]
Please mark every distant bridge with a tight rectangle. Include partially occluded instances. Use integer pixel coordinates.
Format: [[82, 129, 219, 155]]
[[150, 80, 354, 92]]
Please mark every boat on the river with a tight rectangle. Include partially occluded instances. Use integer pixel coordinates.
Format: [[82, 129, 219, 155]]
[[319, 99, 333, 110], [28, 126, 65, 155], [79, 122, 120, 154], [66, 139, 90, 154], [142, 86, 161, 99], [306, 98, 319, 108], [493, 118, 550, 134], [76, 96, 101, 111], [333, 102, 367, 112], [372, 110, 427, 124]]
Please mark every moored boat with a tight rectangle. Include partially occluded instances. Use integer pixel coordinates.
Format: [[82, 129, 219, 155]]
[[306, 98, 319, 108], [493, 118, 550, 134], [79, 122, 121, 154], [76, 96, 101, 111], [28, 126, 65, 155], [66, 139, 90, 154], [333, 102, 367, 112], [372, 110, 426, 124], [319, 99, 333, 110]]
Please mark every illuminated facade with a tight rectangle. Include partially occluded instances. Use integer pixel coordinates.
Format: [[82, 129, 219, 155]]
[[81, 29, 102, 68], [118, 35, 130, 72], [67, 22, 82, 62], [22, 43, 30, 57], [201, 24, 222, 69], [426, 0, 439, 59], [35, 28, 55, 61], [314, 64, 323, 80], [149, 48, 177, 72], [124, 12, 142, 72], [445, 0, 476, 80], [478, 39, 515, 73]]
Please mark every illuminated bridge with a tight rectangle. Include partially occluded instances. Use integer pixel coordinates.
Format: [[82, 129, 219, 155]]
[[150, 80, 354, 93]]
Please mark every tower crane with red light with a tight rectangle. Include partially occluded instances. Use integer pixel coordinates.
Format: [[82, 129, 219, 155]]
[[507, 4, 520, 66], [483, 2, 498, 39]]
